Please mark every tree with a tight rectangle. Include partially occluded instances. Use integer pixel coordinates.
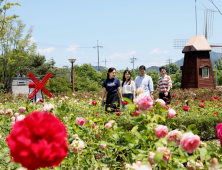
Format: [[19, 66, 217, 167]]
[[170, 70, 182, 89], [166, 63, 180, 75], [147, 70, 159, 90]]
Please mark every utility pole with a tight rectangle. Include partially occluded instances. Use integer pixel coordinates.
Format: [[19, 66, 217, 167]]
[[166, 56, 173, 75], [195, 0, 197, 36], [130, 55, 137, 70], [102, 58, 107, 68], [94, 40, 103, 72]]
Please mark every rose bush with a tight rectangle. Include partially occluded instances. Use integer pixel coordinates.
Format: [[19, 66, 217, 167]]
[[0, 89, 222, 169]]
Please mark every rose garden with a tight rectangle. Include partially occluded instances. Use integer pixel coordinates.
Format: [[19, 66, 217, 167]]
[[0, 88, 221, 170]]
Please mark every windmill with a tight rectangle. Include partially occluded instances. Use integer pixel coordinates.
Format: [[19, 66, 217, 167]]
[[174, 0, 222, 52], [173, 0, 222, 89]]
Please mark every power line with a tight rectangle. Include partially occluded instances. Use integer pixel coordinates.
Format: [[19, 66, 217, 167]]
[[93, 40, 103, 72], [166, 56, 173, 75], [102, 58, 107, 68], [130, 55, 137, 70]]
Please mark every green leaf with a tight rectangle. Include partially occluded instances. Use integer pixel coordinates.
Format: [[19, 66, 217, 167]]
[[136, 118, 143, 123], [54, 167, 61, 170], [131, 126, 138, 133], [134, 131, 142, 139], [156, 102, 162, 109], [154, 152, 164, 163], [168, 142, 176, 146], [188, 124, 196, 130], [187, 155, 199, 161], [123, 97, 133, 104], [0, 154, 4, 159], [192, 129, 199, 134], [112, 133, 119, 140], [155, 142, 164, 148], [4, 156, 11, 163], [200, 148, 207, 157], [155, 114, 166, 122], [2, 147, 10, 154]]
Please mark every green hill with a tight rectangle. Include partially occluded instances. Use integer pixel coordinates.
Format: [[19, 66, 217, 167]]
[[146, 52, 222, 71]]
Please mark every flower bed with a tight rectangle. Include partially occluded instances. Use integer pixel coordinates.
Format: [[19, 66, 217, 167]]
[[0, 90, 222, 169]]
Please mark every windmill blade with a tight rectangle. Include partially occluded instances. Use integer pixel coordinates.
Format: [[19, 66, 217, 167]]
[[174, 39, 190, 49]]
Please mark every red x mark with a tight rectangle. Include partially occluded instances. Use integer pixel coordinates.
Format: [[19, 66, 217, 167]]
[[28, 72, 52, 99]]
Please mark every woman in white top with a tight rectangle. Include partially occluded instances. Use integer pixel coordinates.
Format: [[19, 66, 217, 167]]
[[120, 70, 136, 103]]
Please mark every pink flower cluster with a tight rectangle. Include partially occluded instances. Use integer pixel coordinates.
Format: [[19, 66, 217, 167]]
[[42, 104, 54, 113], [105, 120, 116, 129], [156, 99, 166, 107], [5, 109, 13, 116], [148, 147, 171, 164], [155, 125, 168, 139], [155, 125, 200, 153], [19, 107, 26, 113], [76, 117, 86, 126], [136, 94, 153, 111], [167, 108, 176, 118]]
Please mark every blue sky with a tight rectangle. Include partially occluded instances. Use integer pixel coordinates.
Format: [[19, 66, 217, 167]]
[[8, 0, 222, 70]]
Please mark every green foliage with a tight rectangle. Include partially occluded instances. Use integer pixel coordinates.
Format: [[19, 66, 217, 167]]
[[166, 115, 222, 141], [147, 70, 159, 89], [166, 63, 180, 75]]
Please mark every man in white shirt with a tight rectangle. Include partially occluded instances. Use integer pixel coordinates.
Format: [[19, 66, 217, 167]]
[[135, 65, 154, 99]]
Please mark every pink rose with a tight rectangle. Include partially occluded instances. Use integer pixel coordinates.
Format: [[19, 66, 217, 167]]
[[167, 108, 176, 119], [105, 123, 112, 129], [180, 132, 200, 153], [95, 133, 102, 138], [155, 125, 168, 139], [14, 113, 19, 117], [5, 109, 13, 116], [148, 152, 155, 164], [136, 93, 153, 111], [187, 160, 204, 170], [156, 99, 166, 107], [89, 120, 95, 129], [157, 147, 170, 162], [42, 104, 54, 113], [71, 138, 84, 153], [76, 117, 86, 126], [216, 122, 222, 145], [0, 110, 4, 114], [100, 144, 107, 149], [19, 107, 26, 114], [167, 130, 183, 146]]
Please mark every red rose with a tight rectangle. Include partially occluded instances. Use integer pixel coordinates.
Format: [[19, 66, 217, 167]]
[[116, 109, 120, 112], [172, 94, 176, 97], [6, 111, 68, 170], [217, 97, 221, 101], [116, 112, 120, 116], [214, 113, 219, 116], [216, 122, 222, 145], [92, 101, 97, 106], [123, 101, 128, 105], [175, 102, 178, 106], [201, 99, 205, 102], [96, 113, 99, 116], [134, 111, 140, 116], [215, 96, 219, 99], [218, 104, 222, 107], [210, 97, 213, 101], [183, 106, 189, 111], [199, 104, 204, 108]]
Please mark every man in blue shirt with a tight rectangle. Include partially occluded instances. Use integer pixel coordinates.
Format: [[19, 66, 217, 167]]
[[135, 65, 154, 99]]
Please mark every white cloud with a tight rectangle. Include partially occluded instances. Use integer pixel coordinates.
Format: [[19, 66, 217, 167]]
[[109, 51, 136, 60], [150, 48, 161, 54], [29, 37, 36, 44], [146, 60, 166, 68], [163, 51, 169, 53], [36, 47, 55, 54], [66, 45, 80, 53]]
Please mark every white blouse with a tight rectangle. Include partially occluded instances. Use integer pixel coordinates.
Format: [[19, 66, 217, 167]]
[[120, 81, 136, 94]]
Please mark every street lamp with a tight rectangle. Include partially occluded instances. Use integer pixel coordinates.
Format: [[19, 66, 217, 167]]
[[68, 59, 76, 93]]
